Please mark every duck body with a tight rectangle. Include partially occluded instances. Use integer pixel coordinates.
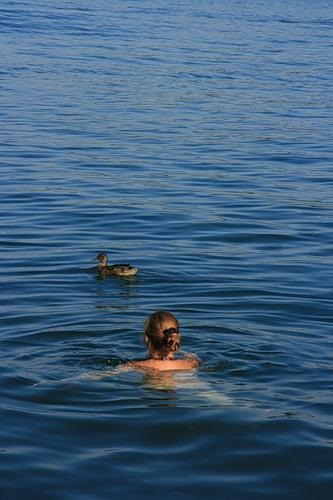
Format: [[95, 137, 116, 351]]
[[94, 252, 138, 278]]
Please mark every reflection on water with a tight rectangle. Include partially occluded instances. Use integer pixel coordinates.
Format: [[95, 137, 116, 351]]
[[142, 369, 179, 393], [83, 365, 234, 408], [141, 369, 233, 406]]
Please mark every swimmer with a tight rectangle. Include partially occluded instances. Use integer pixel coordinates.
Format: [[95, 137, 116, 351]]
[[125, 311, 201, 371]]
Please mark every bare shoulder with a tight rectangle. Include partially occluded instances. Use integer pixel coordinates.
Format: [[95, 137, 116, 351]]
[[122, 356, 201, 372]]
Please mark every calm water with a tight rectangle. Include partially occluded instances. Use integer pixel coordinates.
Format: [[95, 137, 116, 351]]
[[1, 0, 333, 498]]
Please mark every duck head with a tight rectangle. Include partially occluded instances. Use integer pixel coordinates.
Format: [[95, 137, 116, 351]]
[[94, 252, 109, 267]]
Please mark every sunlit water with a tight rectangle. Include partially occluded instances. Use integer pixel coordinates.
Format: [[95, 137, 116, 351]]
[[1, 0, 333, 498]]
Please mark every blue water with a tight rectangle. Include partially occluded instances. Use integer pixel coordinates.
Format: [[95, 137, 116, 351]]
[[1, 0, 333, 498]]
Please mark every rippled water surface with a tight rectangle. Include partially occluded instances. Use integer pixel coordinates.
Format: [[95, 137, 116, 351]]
[[1, 0, 333, 498]]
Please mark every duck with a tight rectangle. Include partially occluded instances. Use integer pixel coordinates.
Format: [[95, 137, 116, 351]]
[[93, 252, 138, 278]]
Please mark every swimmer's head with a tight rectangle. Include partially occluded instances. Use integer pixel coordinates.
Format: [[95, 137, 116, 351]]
[[144, 311, 181, 360]]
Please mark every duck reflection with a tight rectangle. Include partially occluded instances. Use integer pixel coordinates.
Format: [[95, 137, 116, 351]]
[[93, 272, 139, 310]]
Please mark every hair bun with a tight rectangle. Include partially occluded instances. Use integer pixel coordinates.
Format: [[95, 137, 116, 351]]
[[163, 327, 180, 352], [163, 327, 178, 336]]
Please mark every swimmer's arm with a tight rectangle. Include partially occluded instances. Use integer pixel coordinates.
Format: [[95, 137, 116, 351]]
[[117, 361, 137, 371], [185, 353, 201, 368], [120, 359, 155, 370]]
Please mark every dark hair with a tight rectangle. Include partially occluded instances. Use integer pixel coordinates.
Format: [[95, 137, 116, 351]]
[[144, 311, 181, 360]]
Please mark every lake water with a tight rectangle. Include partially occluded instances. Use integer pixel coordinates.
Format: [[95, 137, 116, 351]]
[[1, 0, 333, 498]]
